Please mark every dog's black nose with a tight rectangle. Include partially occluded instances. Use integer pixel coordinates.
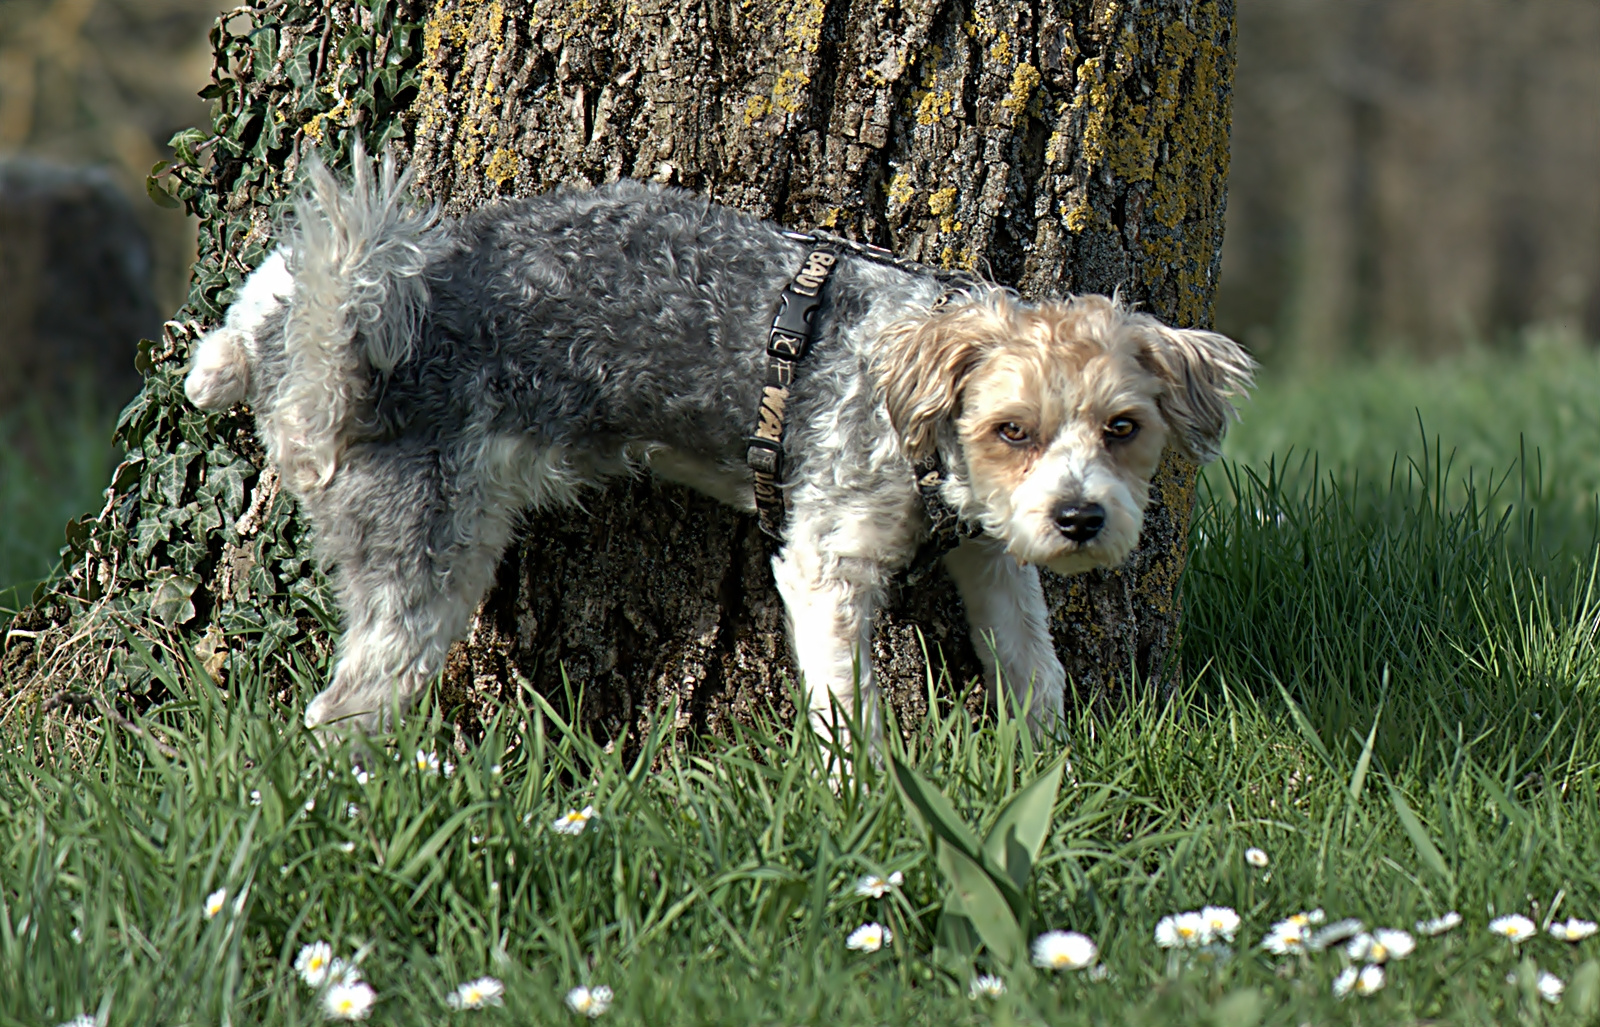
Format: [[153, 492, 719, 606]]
[[1053, 502, 1105, 542]]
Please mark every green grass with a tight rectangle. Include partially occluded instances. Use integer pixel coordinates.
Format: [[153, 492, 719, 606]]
[[5, 349, 1600, 1025]]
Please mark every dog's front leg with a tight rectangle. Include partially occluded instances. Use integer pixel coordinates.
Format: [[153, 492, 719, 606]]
[[943, 535, 1066, 731], [770, 542, 883, 761]]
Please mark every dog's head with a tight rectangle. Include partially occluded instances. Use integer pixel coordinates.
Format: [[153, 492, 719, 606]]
[[874, 291, 1254, 575]]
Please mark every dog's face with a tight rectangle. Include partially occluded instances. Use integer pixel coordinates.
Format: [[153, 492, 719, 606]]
[[875, 292, 1253, 574]]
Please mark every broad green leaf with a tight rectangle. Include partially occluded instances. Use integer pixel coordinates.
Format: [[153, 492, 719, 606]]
[[1568, 960, 1600, 1018], [983, 757, 1065, 894], [937, 839, 1024, 967], [935, 910, 982, 965], [1211, 988, 1265, 1027], [890, 756, 983, 861]]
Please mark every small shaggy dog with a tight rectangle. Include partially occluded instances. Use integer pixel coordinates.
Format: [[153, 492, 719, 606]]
[[185, 150, 1253, 748]]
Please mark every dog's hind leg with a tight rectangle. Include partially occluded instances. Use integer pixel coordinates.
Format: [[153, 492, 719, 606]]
[[302, 435, 566, 732]]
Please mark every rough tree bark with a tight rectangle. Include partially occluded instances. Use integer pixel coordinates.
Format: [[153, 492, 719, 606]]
[[3, 0, 1235, 744]]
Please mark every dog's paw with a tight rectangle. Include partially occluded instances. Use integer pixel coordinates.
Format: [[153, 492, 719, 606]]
[[304, 686, 381, 733], [185, 328, 252, 410]]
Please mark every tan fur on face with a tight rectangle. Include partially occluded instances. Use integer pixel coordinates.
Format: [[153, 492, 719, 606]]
[[874, 290, 1253, 572]]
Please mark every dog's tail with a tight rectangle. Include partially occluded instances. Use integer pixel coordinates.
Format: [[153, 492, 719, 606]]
[[271, 141, 442, 494]]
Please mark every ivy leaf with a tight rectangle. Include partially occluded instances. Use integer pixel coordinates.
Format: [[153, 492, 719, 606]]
[[286, 35, 318, 90], [168, 127, 210, 166], [146, 162, 181, 209], [150, 575, 200, 627], [135, 514, 171, 562]]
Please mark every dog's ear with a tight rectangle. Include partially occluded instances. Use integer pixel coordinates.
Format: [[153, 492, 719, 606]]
[[1136, 320, 1255, 463], [874, 299, 1000, 461]]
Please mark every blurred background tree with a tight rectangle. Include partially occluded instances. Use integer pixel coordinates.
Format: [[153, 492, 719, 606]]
[[1218, 0, 1600, 363]]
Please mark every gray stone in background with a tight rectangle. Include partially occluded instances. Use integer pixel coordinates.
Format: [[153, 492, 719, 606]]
[[0, 159, 156, 413]]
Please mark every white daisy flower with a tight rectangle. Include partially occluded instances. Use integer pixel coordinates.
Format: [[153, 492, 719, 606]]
[[443, 760, 456, 778], [1155, 911, 1209, 948], [249, 789, 262, 806], [204, 888, 228, 919], [1538, 970, 1565, 1004], [328, 957, 362, 987], [1548, 917, 1598, 942], [323, 980, 377, 1020], [446, 976, 506, 1010], [415, 750, 441, 774], [854, 871, 905, 898], [1490, 914, 1538, 943], [552, 806, 597, 836], [846, 922, 892, 952], [1334, 963, 1385, 998], [1347, 929, 1415, 963], [1307, 918, 1366, 952], [1031, 930, 1098, 970], [968, 974, 1006, 999], [565, 985, 613, 1017], [1200, 906, 1241, 943], [1262, 918, 1308, 955], [295, 941, 335, 987], [1414, 911, 1462, 936], [55, 1017, 96, 1027], [353, 766, 370, 785], [1244, 847, 1270, 868], [338, 840, 356, 853]]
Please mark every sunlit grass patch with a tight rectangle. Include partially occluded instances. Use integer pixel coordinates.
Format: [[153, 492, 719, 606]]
[[5, 352, 1600, 1022]]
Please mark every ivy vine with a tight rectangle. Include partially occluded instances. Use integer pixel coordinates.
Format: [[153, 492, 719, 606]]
[[16, 0, 425, 694]]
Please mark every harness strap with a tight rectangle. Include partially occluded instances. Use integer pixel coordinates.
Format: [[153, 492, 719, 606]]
[[747, 244, 838, 539], [900, 453, 987, 582], [748, 231, 987, 558]]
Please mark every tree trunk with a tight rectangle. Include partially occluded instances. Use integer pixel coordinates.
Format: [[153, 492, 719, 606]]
[[3, 0, 1235, 744]]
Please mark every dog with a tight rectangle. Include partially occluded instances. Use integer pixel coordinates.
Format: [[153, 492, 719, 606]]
[[184, 149, 1254, 749]]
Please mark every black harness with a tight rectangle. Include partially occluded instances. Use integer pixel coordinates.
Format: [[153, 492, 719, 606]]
[[745, 244, 839, 539], [746, 232, 985, 563]]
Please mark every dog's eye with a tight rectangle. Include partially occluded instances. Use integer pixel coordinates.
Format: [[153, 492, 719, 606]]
[[1105, 417, 1139, 441], [996, 422, 1031, 445]]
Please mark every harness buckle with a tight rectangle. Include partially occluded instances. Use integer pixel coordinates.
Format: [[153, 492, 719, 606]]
[[745, 437, 782, 476]]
